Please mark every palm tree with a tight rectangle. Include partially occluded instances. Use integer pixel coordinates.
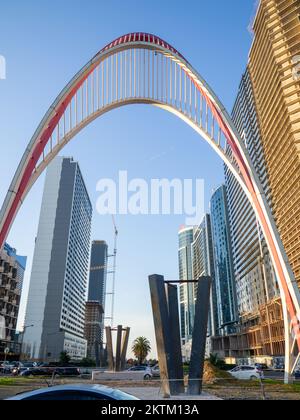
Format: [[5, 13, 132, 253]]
[[132, 337, 151, 365]]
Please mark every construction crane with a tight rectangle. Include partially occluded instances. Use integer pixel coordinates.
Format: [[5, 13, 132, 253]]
[[105, 215, 118, 327], [110, 215, 118, 327]]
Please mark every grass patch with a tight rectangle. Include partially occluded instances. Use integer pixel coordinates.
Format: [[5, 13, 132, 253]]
[[0, 376, 46, 387], [0, 377, 21, 386]]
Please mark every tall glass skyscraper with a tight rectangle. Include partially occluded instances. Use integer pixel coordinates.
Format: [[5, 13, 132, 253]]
[[23, 157, 92, 361], [192, 215, 217, 338], [178, 227, 194, 348], [210, 185, 237, 335], [225, 68, 278, 316], [178, 216, 218, 359], [88, 241, 108, 306], [85, 240, 108, 360]]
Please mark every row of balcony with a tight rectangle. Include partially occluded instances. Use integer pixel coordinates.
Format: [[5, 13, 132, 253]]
[[0, 307, 18, 319], [0, 295, 19, 305], [0, 335, 13, 343], [0, 282, 20, 294], [1, 321, 16, 330], [0, 308, 18, 318], [0, 301, 19, 316], [0, 261, 17, 278]]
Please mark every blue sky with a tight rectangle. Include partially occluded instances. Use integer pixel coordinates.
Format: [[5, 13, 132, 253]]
[[0, 0, 257, 357]]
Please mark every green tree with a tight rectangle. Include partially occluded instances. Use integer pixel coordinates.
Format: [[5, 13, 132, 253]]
[[59, 351, 71, 366], [132, 337, 151, 365]]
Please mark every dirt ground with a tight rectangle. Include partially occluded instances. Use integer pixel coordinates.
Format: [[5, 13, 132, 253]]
[[1, 379, 300, 400], [1, 364, 300, 401]]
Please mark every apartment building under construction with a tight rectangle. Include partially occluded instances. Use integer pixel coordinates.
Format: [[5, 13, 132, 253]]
[[217, 0, 300, 365]]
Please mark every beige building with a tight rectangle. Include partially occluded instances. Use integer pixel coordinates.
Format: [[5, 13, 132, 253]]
[[249, 0, 300, 285], [213, 0, 300, 364], [0, 246, 23, 358]]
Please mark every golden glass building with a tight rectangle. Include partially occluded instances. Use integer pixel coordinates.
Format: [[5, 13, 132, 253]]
[[212, 0, 300, 363], [249, 0, 300, 285]]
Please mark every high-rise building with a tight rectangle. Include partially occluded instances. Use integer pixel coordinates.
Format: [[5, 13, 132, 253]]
[[248, 0, 300, 286], [88, 241, 108, 307], [192, 215, 218, 338], [212, 0, 300, 362], [210, 185, 237, 335], [85, 240, 108, 360], [0, 243, 26, 357], [84, 301, 104, 363], [178, 217, 218, 359], [178, 226, 194, 348], [23, 157, 92, 361], [218, 68, 282, 361], [3, 243, 27, 294], [225, 68, 278, 317]]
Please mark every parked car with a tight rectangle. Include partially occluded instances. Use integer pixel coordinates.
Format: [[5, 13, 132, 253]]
[[127, 365, 153, 380], [20, 363, 57, 377], [12, 362, 36, 376], [255, 363, 269, 371], [54, 367, 81, 377], [294, 370, 300, 380], [0, 361, 11, 374], [151, 365, 160, 378], [229, 365, 264, 381], [273, 361, 285, 371], [6, 384, 139, 401], [20, 364, 80, 378]]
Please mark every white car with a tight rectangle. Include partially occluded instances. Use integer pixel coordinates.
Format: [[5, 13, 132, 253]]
[[229, 365, 264, 381], [127, 366, 153, 380], [151, 365, 160, 378]]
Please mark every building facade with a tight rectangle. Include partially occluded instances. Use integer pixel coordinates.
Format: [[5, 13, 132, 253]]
[[225, 67, 278, 317], [88, 241, 108, 307], [84, 301, 104, 363], [23, 157, 92, 361], [219, 66, 281, 363], [178, 226, 195, 349], [248, 0, 300, 286], [85, 240, 108, 361], [3, 243, 27, 294], [212, 0, 300, 364], [178, 216, 219, 359], [0, 243, 26, 357], [210, 185, 238, 336], [192, 215, 218, 339]]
